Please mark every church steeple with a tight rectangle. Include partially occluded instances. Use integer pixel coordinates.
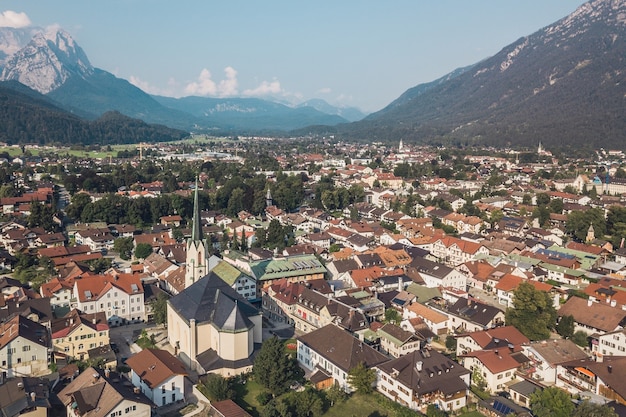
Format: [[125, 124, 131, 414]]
[[191, 177, 203, 241], [185, 176, 209, 289]]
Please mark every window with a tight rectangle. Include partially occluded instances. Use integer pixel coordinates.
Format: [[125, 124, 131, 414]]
[[172, 393, 176, 402], [22, 345, 30, 352], [64, 346, 70, 352], [78, 344, 84, 350], [8, 348, 16, 354], [162, 385, 166, 393]]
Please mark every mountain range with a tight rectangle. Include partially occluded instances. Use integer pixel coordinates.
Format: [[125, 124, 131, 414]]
[[0, 0, 624, 148], [0, 26, 365, 140], [337, 0, 626, 150]]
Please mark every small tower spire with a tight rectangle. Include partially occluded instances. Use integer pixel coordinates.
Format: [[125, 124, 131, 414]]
[[266, 188, 273, 208], [191, 176, 203, 241]]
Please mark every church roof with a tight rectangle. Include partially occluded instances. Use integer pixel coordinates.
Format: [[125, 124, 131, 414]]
[[168, 272, 258, 331]]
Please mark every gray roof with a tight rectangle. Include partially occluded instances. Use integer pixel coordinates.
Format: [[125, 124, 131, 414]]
[[298, 324, 388, 373], [377, 349, 470, 397], [168, 272, 259, 331], [0, 377, 50, 417], [508, 379, 542, 397]]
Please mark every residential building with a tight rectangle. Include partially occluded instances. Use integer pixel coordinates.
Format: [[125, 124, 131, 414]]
[[73, 273, 145, 326], [51, 309, 109, 361], [591, 329, 626, 359], [0, 315, 50, 378], [297, 324, 389, 393], [558, 297, 626, 336], [377, 323, 423, 358], [377, 349, 471, 412], [556, 356, 626, 405], [522, 339, 588, 384], [0, 377, 51, 417], [126, 348, 188, 407], [59, 367, 151, 417], [208, 256, 257, 301]]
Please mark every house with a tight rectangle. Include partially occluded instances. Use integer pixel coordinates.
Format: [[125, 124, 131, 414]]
[[557, 297, 626, 336], [402, 302, 449, 336], [50, 309, 109, 362], [460, 348, 530, 393], [166, 273, 262, 376], [408, 257, 467, 291], [209, 400, 253, 417], [0, 377, 51, 417], [522, 339, 588, 384], [455, 326, 529, 357], [208, 256, 258, 301], [440, 298, 505, 333], [494, 275, 553, 308], [376, 349, 471, 412], [0, 315, 50, 378], [556, 356, 626, 405], [591, 329, 626, 359], [59, 367, 151, 417], [40, 275, 79, 312], [74, 228, 115, 253], [377, 323, 424, 358], [73, 273, 145, 326], [126, 348, 188, 407], [297, 324, 389, 393]]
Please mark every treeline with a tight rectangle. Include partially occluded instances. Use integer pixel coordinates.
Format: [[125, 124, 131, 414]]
[[0, 84, 188, 145]]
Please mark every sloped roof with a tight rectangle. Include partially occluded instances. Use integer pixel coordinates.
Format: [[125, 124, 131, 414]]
[[126, 348, 187, 389], [297, 324, 388, 373], [167, 272, 259, 330], [377, 349, 469, 396], [558, 297, 626, 333]]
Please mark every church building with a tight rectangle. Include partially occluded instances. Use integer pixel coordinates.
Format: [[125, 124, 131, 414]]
[[167, 178, 262, 376]]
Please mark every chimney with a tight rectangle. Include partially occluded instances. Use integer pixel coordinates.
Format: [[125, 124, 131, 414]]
[[30, 392, 36, 402], [105, 368, 110, 378], [415, 361, 423, 372], [92, 317, 97, 325], [398, 276, 403, 292], [611, 299, 617, 308], [608, 365, 612, 373], [588, 298, 593, 307]]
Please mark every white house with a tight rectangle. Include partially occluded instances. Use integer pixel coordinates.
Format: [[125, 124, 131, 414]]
[[0, 315, 50, 378], [126, 348, 188, 407], [297, 324, 389, 393], [73, 273, 145, 326]]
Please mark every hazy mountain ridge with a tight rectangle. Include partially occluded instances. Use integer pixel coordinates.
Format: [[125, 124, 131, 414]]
[[0, 26, 360, 134], [0, 81, 188, 144], [340, 0, 626, 149]]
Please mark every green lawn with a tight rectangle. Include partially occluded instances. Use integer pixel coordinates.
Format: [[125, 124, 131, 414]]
[[457, 411, 487, 417], [234, 380, 417, 417]]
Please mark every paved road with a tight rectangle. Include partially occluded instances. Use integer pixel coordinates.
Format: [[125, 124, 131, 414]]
[[109, 322, 163, 359]]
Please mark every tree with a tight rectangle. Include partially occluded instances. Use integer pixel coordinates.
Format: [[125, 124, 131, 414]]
[[445, 336, 457, 352], [283, 387, 325, 417], [113, 237, 134, 260], [201, 373, 235, 402], [426, 404, 448, 417], [150, 293, 169, 325], [347, 362, 376, 394], [571, 331, 589, 347], [505, 282, 557, 340], [530, 386, 574, 417], [573, 401, 617, 417], [325, 384, 347, 407], [556, 315, 575, 339], [134, 242, 153, 259], [254, 336, 303, 395], [384, 308, 400, 324]]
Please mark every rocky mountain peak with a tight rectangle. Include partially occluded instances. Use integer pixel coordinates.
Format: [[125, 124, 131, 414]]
[[0, 27, 93, 94]]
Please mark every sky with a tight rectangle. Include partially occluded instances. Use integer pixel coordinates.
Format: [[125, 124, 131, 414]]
[[0, 1, 586, 113]]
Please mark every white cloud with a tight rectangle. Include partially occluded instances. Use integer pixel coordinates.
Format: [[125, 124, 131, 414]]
[[184, 67, 241, 97], [0, 10, 31, 28], [243, 79, 282, 97], [217, 66, 238, 96], [317, 87, 332, 94], [184, 68, 217, 96]]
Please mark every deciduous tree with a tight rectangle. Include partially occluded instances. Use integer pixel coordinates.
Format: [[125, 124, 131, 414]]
[[347, 362, 376, 394], [505, 282, 556, 340], [530, 386, 574, 417]]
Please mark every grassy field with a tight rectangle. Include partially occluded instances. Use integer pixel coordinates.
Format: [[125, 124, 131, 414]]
[[0, 144, 136, 159]]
